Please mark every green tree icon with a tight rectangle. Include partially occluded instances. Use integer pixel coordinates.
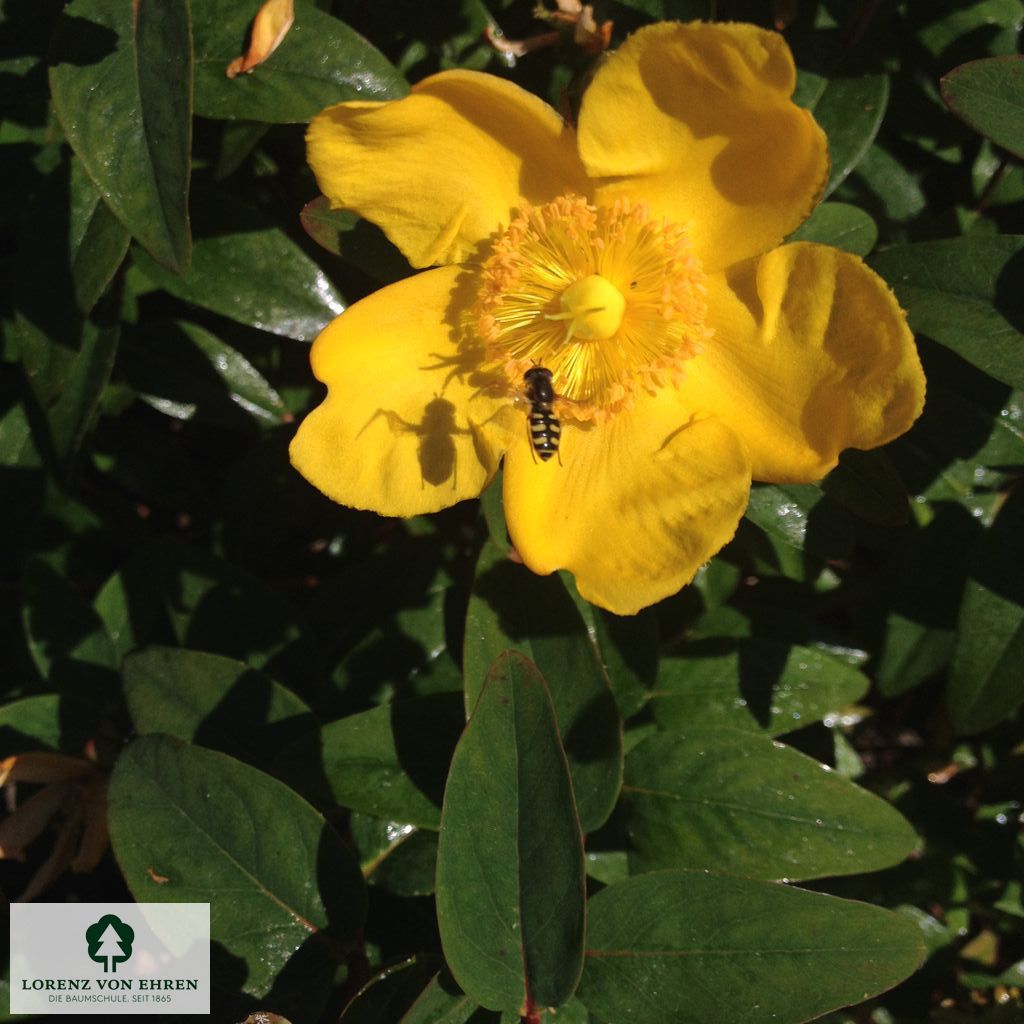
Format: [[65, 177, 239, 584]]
[[85, 915, 135, 973]]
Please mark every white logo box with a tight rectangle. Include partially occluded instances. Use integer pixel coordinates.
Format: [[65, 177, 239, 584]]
[[10, 902, 210, 1015]]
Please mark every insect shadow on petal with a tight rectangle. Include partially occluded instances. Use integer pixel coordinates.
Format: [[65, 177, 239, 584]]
[[360, 396, 472, 489]]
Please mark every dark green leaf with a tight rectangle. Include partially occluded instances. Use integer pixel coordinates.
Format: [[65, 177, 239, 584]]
[[624, 728, 918, 880], [50, 0, 192, 271], [941, 56, 1024, 159], [948, 488, 1024, 734], [283, 693, 464, 829], [798, 73, 889, 197], [300, 197, 412, 283], [132, 190, 344, 342], [849, 145, 927, 224], [121, 320, 289, 428], [875, 505, 979, 699], [821, 449, 909, 527], [92, 537, 321, 693], [588, 604, 658, 721], [69, 157, 130, 314], [744, 484, 854, 574], [47, 308, 120, 464], [339, 959, 487, 1024], [789, 202, 878, 257], [122, 646, 315, 770], [869, 236, 1024, 389], [437, 652, 585, 1013], [652, 638, 869, 736], [22, 558, 116, 677], [108, 734, 367, 1007], [464, 542, 622, 833], [193, 0, 408, 123], [349, 814, 439, 897], [578, 871, 924, 1024], [0, 694, 62, 753]]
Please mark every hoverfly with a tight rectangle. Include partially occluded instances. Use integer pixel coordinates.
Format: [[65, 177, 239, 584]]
[[522, 366, 561, 462]]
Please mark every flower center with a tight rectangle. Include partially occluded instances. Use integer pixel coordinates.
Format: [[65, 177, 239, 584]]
[[549, 274, 626, 341], [474, 194, 711, 422]]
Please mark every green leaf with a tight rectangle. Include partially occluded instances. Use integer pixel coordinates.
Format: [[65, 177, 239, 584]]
[[869, 236, 1024, 390], [464, 542, 622, 833], [588, 604, 658, 721], [948, 488, 1024, 734], [349, 814, 439, 897], [942, 56, 1024, 159], [578, 871, 924, 1024], [623, 728, 918, 880], [798, 73, 889, 197], [875, 505, 979, 698], [69, 157, 130, 314], [22, 558, 116, 677], [120, 320, 289, 427], [282, 693, 464, 829], [132, 189, 344, 342], [789, 202, 879, 257], [339, 959, 486, 1024], [651, 638, 869, 736], [744, 483, 854, 575], [300, 197, 412, 283], [821, 449, 909, 527], [108, 734, 367, 1008], [47, 306, 120, 464], [50, 0, 192, 272], [0, 694, 62, 753], [437, 652, 585, 1013], [92, 537, 321, 693], [122, 646, 315, 770], [193, 0, 408, 123]]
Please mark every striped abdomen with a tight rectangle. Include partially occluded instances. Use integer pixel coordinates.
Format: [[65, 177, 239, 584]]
[[529, 407, 561, 461]]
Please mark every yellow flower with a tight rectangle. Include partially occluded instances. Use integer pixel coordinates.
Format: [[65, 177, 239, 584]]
[[291, 21, 925, 615]]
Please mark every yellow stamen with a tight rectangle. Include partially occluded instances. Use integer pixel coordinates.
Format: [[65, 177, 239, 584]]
[[473, 194, 710, 422]]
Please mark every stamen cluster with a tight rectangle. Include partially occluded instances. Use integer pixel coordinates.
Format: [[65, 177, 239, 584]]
[[474, 194, 711, 421]]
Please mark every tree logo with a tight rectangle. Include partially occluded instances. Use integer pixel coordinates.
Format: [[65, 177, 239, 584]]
[[85, 914, 135, 973]]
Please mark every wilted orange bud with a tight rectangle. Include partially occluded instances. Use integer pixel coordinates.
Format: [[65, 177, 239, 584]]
[[226, 0, 295, 79]]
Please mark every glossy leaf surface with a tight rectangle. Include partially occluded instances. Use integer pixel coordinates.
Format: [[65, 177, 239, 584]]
[[108, 734, 366, 1006], [869, 236, 1024, 389], [122, 646, 315, 770], [464, 542, 622, 833], [942, 55, 1024, 159], [339, 959, 485, 1024], [623, 728, 918, 880], [789, 201, 878, 256], [193, 0, 408, 123], [294, 692, 465, 828], [50, 0, 192, 272], [798, 73, 889, 197], [436, 652, 585, 1013], [579, 871, 924, 1024], [132, 191, 344, 342], [651, 638, 869, 735], [948, 488, 1024, 733]]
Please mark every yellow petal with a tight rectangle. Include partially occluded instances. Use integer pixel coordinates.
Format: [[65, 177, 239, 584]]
[[681, 242, 925, 483], [502, 394, 751, 615], [290, 266, 515, 517], [306, 70, 589, 269], [226, 0, 295, 78], [577, 21, 828, 273]]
